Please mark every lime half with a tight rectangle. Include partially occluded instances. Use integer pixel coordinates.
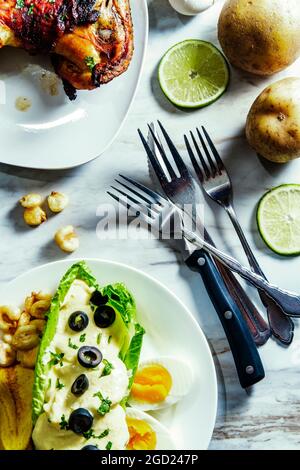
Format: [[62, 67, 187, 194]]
[[158, 40, 229, 109], [257, 184, 300, 256]]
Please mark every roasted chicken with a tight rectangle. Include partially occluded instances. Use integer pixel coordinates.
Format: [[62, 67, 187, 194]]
[[0, 0, 134, 99]]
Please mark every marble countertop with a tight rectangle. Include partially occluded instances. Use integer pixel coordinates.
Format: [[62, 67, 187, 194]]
[[1, 0, 300, 450]]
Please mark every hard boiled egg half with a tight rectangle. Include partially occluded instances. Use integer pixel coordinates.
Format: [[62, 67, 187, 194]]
[[126, 408, 176, 450], [128, 356, 193, 411]]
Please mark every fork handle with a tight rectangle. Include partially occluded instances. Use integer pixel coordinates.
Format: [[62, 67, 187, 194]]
[[204, 229, 271, 346], [186, 250, 265, 388], [185, 230, 300, 317], [225, 204, 294, 345]]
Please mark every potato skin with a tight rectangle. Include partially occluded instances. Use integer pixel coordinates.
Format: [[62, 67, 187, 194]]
[[218, 0, 300, 75], [246, 78, 300, 163]]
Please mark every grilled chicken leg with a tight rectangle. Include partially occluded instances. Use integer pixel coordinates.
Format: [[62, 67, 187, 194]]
[[0, 0, 134, 99]]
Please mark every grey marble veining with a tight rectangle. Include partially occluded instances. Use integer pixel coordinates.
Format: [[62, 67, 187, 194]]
[[1, 0, 300, 450]]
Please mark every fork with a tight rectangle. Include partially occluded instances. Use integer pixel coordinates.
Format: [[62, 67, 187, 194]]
[[185, 127, 294, 346], [147, 124, 270, 346], [108, 175, 265, 389]]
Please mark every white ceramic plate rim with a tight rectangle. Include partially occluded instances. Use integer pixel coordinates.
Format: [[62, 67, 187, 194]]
[[0, 258, 217, 449], [0, 1, 148, 170]]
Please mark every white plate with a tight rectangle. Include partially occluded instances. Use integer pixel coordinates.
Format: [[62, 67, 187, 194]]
[[0, 1, 148, 170], [0, 258, 217, 450]]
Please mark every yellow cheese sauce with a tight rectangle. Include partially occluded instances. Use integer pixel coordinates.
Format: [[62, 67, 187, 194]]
[[32, 280, 130, 450]]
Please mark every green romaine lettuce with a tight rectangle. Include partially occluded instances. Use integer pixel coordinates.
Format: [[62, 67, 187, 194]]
[[32, 261, 99, 423], [124, 323, 145, 389], [32, 261, 145, 423]]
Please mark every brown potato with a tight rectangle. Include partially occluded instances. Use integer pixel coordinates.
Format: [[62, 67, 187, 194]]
[[246, 77, 300, 163], [218, 0, 300, 76]]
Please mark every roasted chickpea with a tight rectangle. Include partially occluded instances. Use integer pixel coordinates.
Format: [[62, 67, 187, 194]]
[[18, 312, 31, 327], [47, 191, 69, 213], [54, 225, 79, 253], [30, 319, 46, 334], [30, 300, 51, 319], [24, 206, 47, 227], [0, 306, 21, 332], [12, 325, 40, 351], [19, 193, 43, 209]]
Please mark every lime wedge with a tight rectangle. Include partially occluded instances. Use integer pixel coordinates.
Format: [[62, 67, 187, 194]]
[[257, 184, 300, 256], [158, 40, 229, 109]]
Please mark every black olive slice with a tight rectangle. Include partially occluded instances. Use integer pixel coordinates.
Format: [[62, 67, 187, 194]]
[[90, 290, 109, 306], [81, 445, 99, 450], [94, 306, 116, 328], [68, 311, 89, 332], [77, 346, 102, 368], [68, 408, 93, 434], [71, 374, 89, 396]]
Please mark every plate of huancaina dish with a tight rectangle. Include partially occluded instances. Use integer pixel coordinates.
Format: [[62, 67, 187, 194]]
[[0, 259, 217, 450], [0, 0, 148, 169]]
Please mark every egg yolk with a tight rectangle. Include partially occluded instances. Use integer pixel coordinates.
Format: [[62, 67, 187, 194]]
[[126, 417, 157, 450], [131, 364, 172, 403]]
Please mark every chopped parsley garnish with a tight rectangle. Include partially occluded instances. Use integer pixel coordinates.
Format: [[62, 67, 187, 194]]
[[108, 335, 112, 344], [79, 333, 86, 343], [16, 0, 24, 8], [59, 414, 68, 430], [85, 56, 96, 71], [28, 4, 34, 14], [83, 428, 94, 440], [56, 378, 65, 390], [83, 428, 110, 440], [68, 338, 78, 350], [98, 429, 110, 439], [106, 441, 112, 450], [94, 391, 112, 416], [96, 333, 101, 345], [48, 351, 64, 367], [102, 359, 114, 377]]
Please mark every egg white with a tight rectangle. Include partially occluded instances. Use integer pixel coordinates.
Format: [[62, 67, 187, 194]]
[[126, 408, 176, 450], [128, 356, 194, 411]]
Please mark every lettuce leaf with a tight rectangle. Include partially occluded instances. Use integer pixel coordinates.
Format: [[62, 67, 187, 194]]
[[32, 262, 145, 423], [101, 283, 136, 327], [32, 261, 98, 423], [124, 323, 145, 389]]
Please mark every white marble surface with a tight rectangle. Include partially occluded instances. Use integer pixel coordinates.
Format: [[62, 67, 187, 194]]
[[1, 0, 300, 450]]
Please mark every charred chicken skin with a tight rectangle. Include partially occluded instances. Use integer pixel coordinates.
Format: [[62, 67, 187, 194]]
[[0, 0, 133, 99]]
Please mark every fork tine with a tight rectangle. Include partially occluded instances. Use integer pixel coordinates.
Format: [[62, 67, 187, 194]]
[[147, 124, 177, 180], [201, 126, 225, 174], [118, 174, 167, 206], [157, 120, 189, 177], [138, 129, 168, 186], [190, 130, 210, 179], [184, 135, 204, 183], [107, 190, 153, 226], [108, 186, 154, 222], [115, 179, 154, 207], [196, 127, 218, 177]]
